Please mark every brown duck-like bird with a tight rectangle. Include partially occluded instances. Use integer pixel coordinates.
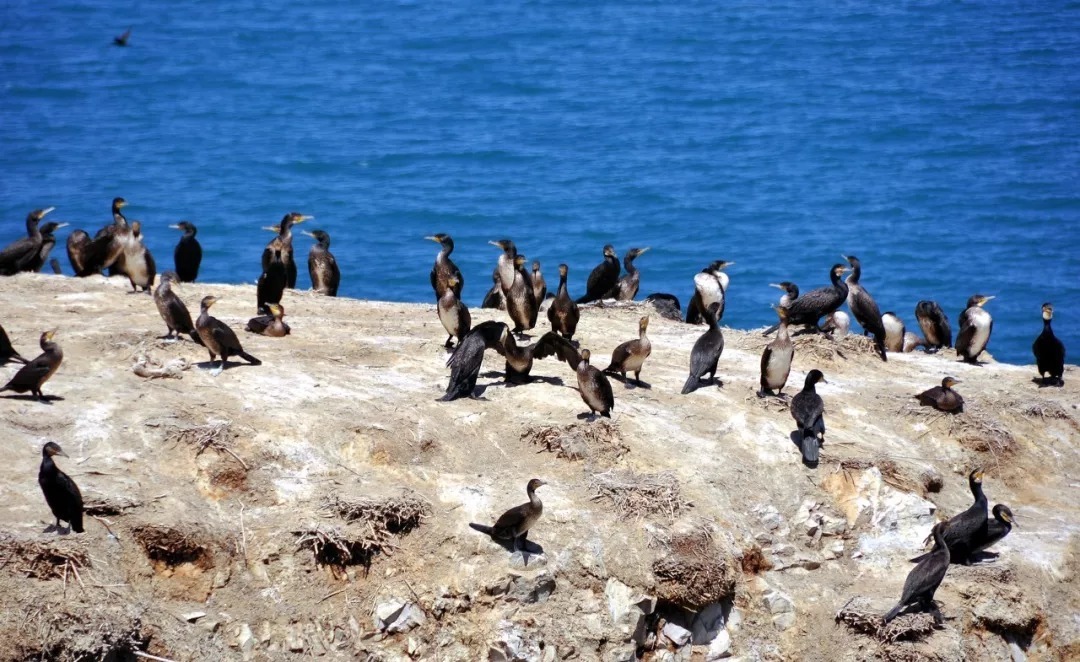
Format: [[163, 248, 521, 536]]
[[536, 338, 614, 418], [196, 296, 262, 375], [262, 212, 311, 289], [0, 207, 54, 275], [0, 323, 28, 366], [1, 330, 63, 400], [547, 264, 579, 340], [758, 306, 794, 397], [469, 478, 547, 552], [437, 276, 471, 348], [153, 272, 202, 343], [915, 377, 964, 413], [884, 521, 950, 624], [604, 316, 652, 384], [246, 302, 291, 337], [39, 442, 84, 533], [427, 233, 463, 301], [606, 247, 650, 301], [304, 229, 340, 296]]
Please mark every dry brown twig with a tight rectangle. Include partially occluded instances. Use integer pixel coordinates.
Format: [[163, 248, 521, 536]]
[[587, 469, 687, 519], [165, 421, 248, 470]]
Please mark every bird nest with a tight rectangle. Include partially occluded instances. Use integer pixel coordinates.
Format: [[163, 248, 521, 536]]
[[587, 469, 687, 519], [835, 459, 942, 496], [835, 597, 938, 643], [900, 404, 1015, 458], [295, 525, 378, 572], [131, 524, 215, 570], [8, 602, 148, 662], [521, 420, 629, 463], [792, 332, 877, 363], [0, 533, 91, 580], [164, 421, 248, 470], [649, 524, 737, 610]]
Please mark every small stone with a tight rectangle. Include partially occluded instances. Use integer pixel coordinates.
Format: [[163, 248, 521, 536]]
[[706, 629, 732, 660], [285, 627, 305, 652], [793, 499, 817, 526], [236, 623, 254, 653], [823, 541, 845, 560], [763, 588, 796, 631], [348, 615, 360, 635], [691, 601, 728, 642], [663, 621, 692, 647], [408, 637, 421, 657], [182, 611, 206, 623], [727, 608, 743, 632], [117, 452, 137, 462], [760, 512, 782, 531]]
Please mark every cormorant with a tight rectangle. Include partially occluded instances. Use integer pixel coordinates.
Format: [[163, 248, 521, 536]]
[[576, 244, 620, 304], [246, 302, 291, 337], [102, 197, 130, 277], [262, 212, 310, 289], [38, 442, 83, 533], [121, 220, 156, 293], [821, 310, 850, 337], [304, 229, 340, 296], [682, 302, 725, 394], [686, 260, 733, 324], [498, 326, 569, 383], [437, 276, 471, 348], [257, 238, 287, 314], [956, 295, 995, 363], [0, 207, 53, 275], [644, 293, 682, 321], [842, 255, 887, 361], [882, 312, 906, 353], [606, 247, 650, 301], [903, 332, 928, 353], [113, 27, 131, 46], [517, 254, 540, 329], [791, 370, 827, 466], [169, 221, 202, 282], [496, 246, 535, 334], [758, 306, 794, 398], [915, 377, 964, 413], [469, 479, 547, 552], [0, 323, 28, 366], [884, 522, 950, 624], [760, 282, 799, 335], [531, 261, 547, 305], [195, 296, 262, 375], [0, 330, 63, 400], [924, 469, 988, 566], [779, 264, 849, 334], [441, 321, 508, 401], [604, 316, 652, 384], [427, 234, 463, 301], [547, 264, 579, 340], [25, 221, 69, 273], [1032, 302, 1065, 386], [153, 272, 202, 343], [915, 300, 952, 352], [535, 338, 614, 418], [911, 504, 1016, 564], [482, 269, 505, 310]]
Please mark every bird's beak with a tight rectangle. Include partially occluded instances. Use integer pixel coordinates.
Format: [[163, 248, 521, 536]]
[[981, 296, 996, 305], [952, 379, 962, 385], [261, 226, 278, 232], [425, 235, 439, 242], [54, 222, 70, 229], [302, 230, 316, 238], [57, 449, 69, 458], [488, 240, 503, 248], [169, 224, 181, 230], [1010, 515, 1019, 527], [841, 254, 850, 261], [725, 261, 735, 267], [769, 283, 784, 290], [639, 247, 651, 254], [42, 207, 56, 216], [297, 215, 313, 223]]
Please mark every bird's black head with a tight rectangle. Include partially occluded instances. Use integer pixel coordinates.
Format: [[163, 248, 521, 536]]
[[112, 197, 127, 210], [527, 478, 547, 492], [805, 369, 826, 387], [170, 221, 197, 236], [558, 263, 568, 277], [514, 254, 527, 268], [830, 264, 849, 280], [968, 468, 984, 485], [489, 239, 515, 254], [628, 247, 650, 259], [707, 260, 734, 273], [28, 207, 55, 225], [603, 244, 617, 258], [39, 329, 57, 347], [942, 376, 960, 388], [304, 229, 331, 246], [200, 295, 220, 310], [280, 212, 311, 231], [39, 221, 68, 235], [993, 504, 1016, 526], [426, 233, 452, 246], [42, 442, 68, 458], [770, 281, 798, 296], [842, 254, 861, 268], [160, 271, 179, 284], [1041, 302, 1053, 321], [966, 294, 994, 309]]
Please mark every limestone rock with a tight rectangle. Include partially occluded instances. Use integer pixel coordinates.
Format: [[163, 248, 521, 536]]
[[763, 587, 796, 631], [605, 577, 656, 643], [373, 599, 426, 634], [662, 621, 692, 647]]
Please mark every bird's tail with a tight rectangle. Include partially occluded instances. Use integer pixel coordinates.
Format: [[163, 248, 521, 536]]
[[801, 431, 820, 465], [883, 603, 903, 624], [469, 523, 493, 535], [188, 331, 205, 346], [681, 374, 699, 395], [908, 552, 929, 564], [600, 410, 612, 418], [238, 351, 261, 366], [71, 514, 85, 534], [873, 333, 888, 362], [762, 323, 780, 336]]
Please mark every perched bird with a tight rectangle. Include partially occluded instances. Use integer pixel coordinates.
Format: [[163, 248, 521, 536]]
[[195, 296, 262, 375], [68, 198, 128, 277], [496, 327, 573, 383], [495, 244, 535, 335], [120, 220, 156, 293], [820, 310, 850, 337], [469, 479, 547, 552], [780, 264, 849, 334], [842, 255, 887, 360], [925, 469, 988, 566], [604, 316, 652, 384], [606, 247, 650, 301], [169, 221, 202, 282], [245, 302, 291, 337], [881, 312, 906, 353], [427, 233, 464, 301], [1, 330, 63, 400], [686, 260, 733, 324], [38, 442, 83, 534], [547, 264, 580, 340], [1032, 302, 1065, 386], [441, 321, 509, 401], [0, 207, 54, 275], [915, 300, 952, 352], [0, 323, 28, 366], [771, 281, 800, 309], [915, 377, 964, 413], [956, 295, 995, 363], [644, 293, 682, 321], [517, 255, 540, 329], [683, 302, 725, 394], [153, 272, 202, 343], [113, 27, 131, 46], [791, 370, 827, 466], [536, 339, 614, 418], [884, 522, 950, 624], [257, 238, 287, 313], [576, 244, 620, 304], [481, 269, 505, 310], [437, 276, 471, 348], [911, 504, 1016, 564], [23, 221, 69, 273], [758, 306, 794, 398], [262, 212, 311, 289], [531, 261, 547, 305], [304, 229, 340, 296]]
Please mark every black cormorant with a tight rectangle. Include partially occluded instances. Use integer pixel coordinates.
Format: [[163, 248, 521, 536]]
[[956, 295, 995, 363], [437, 276, 471, 348], [576, 244, 620, 304], [761, 282, 799, 336], [195, 296, 262, 375], [0, 323, 28, 366], [262, 212, 310, 289], [170, 221, 202, 282], [547, 264, 579, 340], [884, 522, 950, 624], [25, 221, 69, 273], [38, 442, 84, 533], [1, 330, 63, 400], [153, 272, 202, 343], [686, 260, 733, 324], [915, 377, 964, 413], [915, 300, 951, 352], [469, 479, 546, 552], [257, 238, 287, 314], [0, 207, 53, 275], [644, 293, 682, 321], [531, 261, 547, 305], [113, 27, 131, 46], [843, 255, 887, 360], [682, 302, 725, 394], [928, 469, 988, 566], [1032, 302, 1065, 386], [427, 234, 463, 301], [911, 504, 1016, 564], [482, 269, 505, 310], [791, 369, 827, 466], [441, 321, 508, 401], [304, 229, 340, 296], [246, 303, 291, 337], [606, 247, 650, 301], [604, 316, 652, 384], [759, 306, 794, 398], [781, 264, 849, 334]]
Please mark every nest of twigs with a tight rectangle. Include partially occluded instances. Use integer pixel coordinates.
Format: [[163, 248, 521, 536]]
[[522, 420, 629, 462], [11, 603, 149, 662], [835, 597, 938, 643], [323, 491, 430, 538], [295, 525, 377, 570], [900, 403, 1015, 457], [131, 524, 214, 569], [790, 331, 877, 363], [165, 421, 248, 470], [0, 533, 91, 580], [650, 525, 737, 609], [587, 469, 687, 519]]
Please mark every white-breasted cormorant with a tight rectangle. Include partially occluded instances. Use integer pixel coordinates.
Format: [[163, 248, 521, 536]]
[[195, 296, 262, 376], [576, 244, 620, 304], [882, 312, 906, 353], [427, 234, 463, 301], [884, 521, 950, 624], [0, 207, 53, 275], [842, 255, 887, 360], [686, 260, 732, 324], [1, 330, 63, 400], [791, 369, 827, 466], [437, 276, 471, 348], [1032, 302, 1065, 386], [121, 220, 156, 293], [758, 306, 794, 398], [821, 310, 850, 337], [547, 264, 579, 340], [606, 247, 650, 301], [170, 221, 202, 282], [304, 229, 340, 296], [604, 316, 652, 384], [956, 294, 994, 363], [38, 442, 83, 533], [915, 300, 951, 352], [915, 377, 964, 413], [153, 272, 202, 343], [246, 302, 291, 337], [683, 302, 725, 394], [469, 479, 547, 552]]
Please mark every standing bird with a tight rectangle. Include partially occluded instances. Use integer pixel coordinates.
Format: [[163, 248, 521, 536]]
[[262, 212, 311, 289], [758, 306, 794, 398], [842, 255, 887, 361], [956, 295, 995, 363], [427, 234, 463, 301], [437, 276, 471, 348], [531, 261, 547, 306], [0, 207, 54, 275], [683, 302, 725, 394], [245, 302, 291, 337], [791, 370, 827, 466], [257, 238, 287, 314], [441, 321, 509, 401], [0, 323, 28, 366], [195, 296, 262, 375], [926, 469, 988, 566], [881, 312, 906, 353], [537, 339, 614, 418], [911, 504, 1016, 564], [482, 270, 505, 310], [915, 300, 952, 352], [304, 229, 340, 296], [760, 281, 799, 335], [1032, 302, 1065, 386], [547, 264, 579, 340], [25, 221, 69, 273], [169, 221, 202, 282], [686, 260, 733, 324], [38, 442, 84, 534], [68, 197, 129, 277], [1, 330, 63, 400], [153, 272, 202, 343], [915, 377, 964, 413], [495, 244, 535, 335], [469, 479, 547, 552], [884, 522, 950, 624], [606, 247, 650, 301], [121, 221, 156, 293], [779, 264, 849, 334], [113, 27, 132, 46], [576, 244, 620, 304], [604, 316, 652, 385]]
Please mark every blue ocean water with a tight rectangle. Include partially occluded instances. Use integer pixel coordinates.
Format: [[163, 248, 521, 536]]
[[1, 1, 1077, 365]]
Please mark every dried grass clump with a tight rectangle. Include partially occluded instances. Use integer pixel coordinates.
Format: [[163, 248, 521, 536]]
[[0, 533, 91, 579], [522, 420, 629, 462], [295, 525, 377, 570], [131, 524, 214, 569], [651, 525, 736, 609], [835, 597, 937, 642], [587, 469, 687, 519], [165, 421, 248, 469], [323, 491, 430, 538], [12, 604, 148, 662], [792, 332, 876, 363]]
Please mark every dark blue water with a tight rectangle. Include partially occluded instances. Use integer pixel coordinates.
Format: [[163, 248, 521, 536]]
[[2, 1, 1078, 364]]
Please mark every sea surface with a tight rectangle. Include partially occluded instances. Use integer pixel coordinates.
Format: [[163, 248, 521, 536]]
[[2, 1, 1078, 364]]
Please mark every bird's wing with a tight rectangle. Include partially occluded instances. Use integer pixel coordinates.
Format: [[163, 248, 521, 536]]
[[597, 370, 615, 409], [533, 332, 581, 370], [246, 315, 273, 334], [606, 341, 632, 370], [167, 296, 195, 331], [57, 470, 83, 505], [492, 503, 528, 532], [210, 320, 243, 352], [4, 354, 51, 387]]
